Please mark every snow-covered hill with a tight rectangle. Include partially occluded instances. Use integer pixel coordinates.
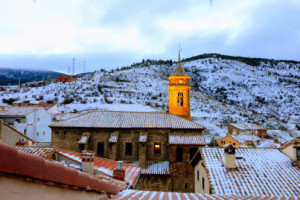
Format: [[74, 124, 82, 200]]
[[0, 54, 299, 141]]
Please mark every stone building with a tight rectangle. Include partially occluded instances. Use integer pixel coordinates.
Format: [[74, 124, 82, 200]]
[[50, 111, 206, 192], [228, 123, 267, 138], [50, 50, 206, 192]]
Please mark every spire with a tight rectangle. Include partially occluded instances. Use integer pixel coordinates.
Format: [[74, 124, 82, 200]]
[[172, 45, 188, 76]]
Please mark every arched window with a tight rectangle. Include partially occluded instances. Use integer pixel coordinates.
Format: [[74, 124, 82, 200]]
[[177, 92, 183, 106]]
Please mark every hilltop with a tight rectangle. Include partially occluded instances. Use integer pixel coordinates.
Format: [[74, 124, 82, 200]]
[[0, 54, 299, 141]]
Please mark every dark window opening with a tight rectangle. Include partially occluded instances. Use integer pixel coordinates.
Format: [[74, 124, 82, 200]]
[[197, 170, 199, 181], [24, 129, 27, 135], [56, 131, 59, 134], [185, 183, 188, 190], [177, 92, 183, 106], [43, 131, 45, 135], [109, 143, 113, 150], [64, 131, 67, 135], [189, 148, 198, 161], [125, 143, 132, 155], [154, 143, 161, 155], [37, 132, 39, 136], [202, 177, 205, 190], [297, 148, 300, 161], [176, 147, 183, 162], [97, 142, 104, 156], [16, 118, 21, 123]]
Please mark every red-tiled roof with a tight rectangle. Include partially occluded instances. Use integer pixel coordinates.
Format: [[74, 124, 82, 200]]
[[113, 190, 291, 200], [0, 106, 41, 116], [16, 147, 55, 160], [57, 148, 141, 188], [169, 134, 206, 145], [50, 111, 205, 130], [131, 161, 170, 175], [0, 142, 124, 194]]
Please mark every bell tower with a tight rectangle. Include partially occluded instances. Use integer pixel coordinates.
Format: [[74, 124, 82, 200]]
[[168, 49, 192, 120]]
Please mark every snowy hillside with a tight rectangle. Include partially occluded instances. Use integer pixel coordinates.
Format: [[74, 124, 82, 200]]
[[0, 54, 299, 141]]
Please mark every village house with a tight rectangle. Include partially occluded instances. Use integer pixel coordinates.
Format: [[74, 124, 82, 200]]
[[191, 144, 300, 196], [280, 137, 300, 167], [49, 50, 207, 192], [0, 142, 124, 200], [0, 119, 35, 146], [12, 101, 60, 115], [0, 106, 52, 143], [54, 75, 77, 83], [228, 123, 268, 138]]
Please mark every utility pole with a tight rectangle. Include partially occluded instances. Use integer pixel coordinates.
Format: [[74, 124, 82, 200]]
[[72, 58, 75, 76], [83, 60, 86, 74]]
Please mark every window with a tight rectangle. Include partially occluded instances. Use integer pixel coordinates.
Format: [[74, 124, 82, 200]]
[[97, 142, 104, 156], [185, 183, 188, 190], [176, 147, 183, 162], [43, 131, 45, 135], [154, 143, 161, 155], [64, 131, 67, 135], [56, 131, 59, 134], [202, 177, 205, 190], [177, 92, 183, 106], [16, 118, 21, 123], [233, 143, 236, 145], [297, 148, 300, 161], [37, 132, 39, 136], [24, 129, 27, 135], [38, 118, 40, 122], [125, 143, 132, 155], [197, 170, 199, 181], [190, 148, 198, 161]]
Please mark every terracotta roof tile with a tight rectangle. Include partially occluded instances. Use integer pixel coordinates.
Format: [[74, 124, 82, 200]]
[[57, 148, 141, 187], [113, 190, 295, 200], [169, 134, 206, 145], [0, 142, 124, 194], [201, 148, 300, 197], [131, 161, 170, 175], [50, 111, 205, 130], [0, 106, 41, 116], [16, 147, 55, 159]]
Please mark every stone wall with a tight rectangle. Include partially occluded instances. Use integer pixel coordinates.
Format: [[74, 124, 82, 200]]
[[134, 175, 172, 192]]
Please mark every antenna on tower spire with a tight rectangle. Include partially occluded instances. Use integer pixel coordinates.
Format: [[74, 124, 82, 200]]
[[178, 43, 182, 65]]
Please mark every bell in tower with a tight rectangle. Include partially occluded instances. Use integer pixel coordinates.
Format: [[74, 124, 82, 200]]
[[168, 48, 192, 120]]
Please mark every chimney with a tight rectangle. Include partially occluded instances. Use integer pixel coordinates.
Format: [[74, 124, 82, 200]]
[[223, 144, 237, 169], [113, 161, 125, 181], [81, 150, 94, 174]]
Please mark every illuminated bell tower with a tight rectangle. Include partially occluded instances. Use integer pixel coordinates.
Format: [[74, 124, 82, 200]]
[[168, 49, 192, 120]]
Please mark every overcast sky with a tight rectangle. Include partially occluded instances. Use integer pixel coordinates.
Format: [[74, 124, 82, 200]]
[[0, 0, 299, 74]]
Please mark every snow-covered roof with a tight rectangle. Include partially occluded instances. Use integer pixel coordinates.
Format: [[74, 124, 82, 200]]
[[169, 134, 206, 145], [171, 66, 189, 76], [52, 112, 81, 120], [109, 132, 119, 143], [139, 132, 147, 142], [50, 111, 205, 130], [231, 134, 261, 144], [131, 161, 169, 175], [57, 148, 141, 187], [230, 123, 266, 130], [280, 137, 300, 150], [16, 147, 55, 159], [0, 106, 41, 116], [201, 148, 300, 197], [113, 189, 286, 200]]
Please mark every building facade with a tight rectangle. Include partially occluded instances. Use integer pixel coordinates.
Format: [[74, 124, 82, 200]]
[[0, 107, 52, 143]]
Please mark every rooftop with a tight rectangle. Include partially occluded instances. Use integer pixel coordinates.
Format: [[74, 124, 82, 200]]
[[131, 161, 170, 175], [0, 142, 124, 194], [230, 123, 266, 130], [0, 106, 41, 116], [56, 148, 141, 187], [16, 146, 55, 159], [200, 148, 300, 197], [231, 134, 261, 144], [112, 190, 294, 200], [50, 111, 205, 130], [169, 134, 206, 145]]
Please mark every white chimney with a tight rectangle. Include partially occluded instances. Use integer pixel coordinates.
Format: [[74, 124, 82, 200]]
[[223, 144, 237, 169], [81, 150, 95, 174]]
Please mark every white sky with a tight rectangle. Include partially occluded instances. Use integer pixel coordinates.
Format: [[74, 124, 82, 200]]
[[0, 0, 299, 73]]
